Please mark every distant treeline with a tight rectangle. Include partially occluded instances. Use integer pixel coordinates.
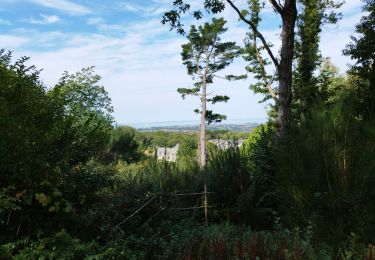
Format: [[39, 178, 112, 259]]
[[136, 122, 259, 133]]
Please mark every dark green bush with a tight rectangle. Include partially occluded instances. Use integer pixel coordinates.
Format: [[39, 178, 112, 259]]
[[276, 97, 375, 246]]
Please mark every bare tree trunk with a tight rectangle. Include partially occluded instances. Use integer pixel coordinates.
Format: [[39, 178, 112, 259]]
[[199, 77, 207, 168], [200, 71, 208, 223], [203, 180, 208, 223], [277, 0, 297, 132]]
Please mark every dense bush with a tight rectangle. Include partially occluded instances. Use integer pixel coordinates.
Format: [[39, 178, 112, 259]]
[[276, 96, 375, 246], [107, 126, 141, 163]]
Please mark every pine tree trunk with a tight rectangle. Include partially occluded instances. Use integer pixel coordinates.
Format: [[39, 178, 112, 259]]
[[199, 79, 207, 168], [277, 0, 297, 133], [200, 73, 208, 223]]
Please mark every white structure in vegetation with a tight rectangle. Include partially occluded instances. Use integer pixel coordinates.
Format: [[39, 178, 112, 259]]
[[156, 144, 179, 162], [208, 139, 244, 150]]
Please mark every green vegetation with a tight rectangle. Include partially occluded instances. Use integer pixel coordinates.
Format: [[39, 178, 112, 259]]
[[1, 1, 375, 259]]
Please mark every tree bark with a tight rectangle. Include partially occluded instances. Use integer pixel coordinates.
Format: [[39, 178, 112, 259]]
[[226, 0, 297, 133], [200, 67, 208, 223], [277, 0, 297, 132], [199, 77, 207, 168]]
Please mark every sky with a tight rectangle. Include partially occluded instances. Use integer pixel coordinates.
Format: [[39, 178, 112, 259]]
[[0, 0, 365, 126]]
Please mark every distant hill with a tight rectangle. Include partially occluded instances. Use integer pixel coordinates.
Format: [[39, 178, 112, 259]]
[[137, 122, 259, 132]]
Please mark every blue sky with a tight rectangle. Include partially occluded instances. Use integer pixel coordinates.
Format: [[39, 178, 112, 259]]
[[0, 0, 364, 126]]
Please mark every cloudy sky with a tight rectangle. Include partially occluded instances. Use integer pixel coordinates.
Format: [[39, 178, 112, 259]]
[[0, 0, 364, 126]]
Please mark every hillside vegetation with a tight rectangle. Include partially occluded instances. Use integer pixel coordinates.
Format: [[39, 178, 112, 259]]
[[1, 0, 375, 259]]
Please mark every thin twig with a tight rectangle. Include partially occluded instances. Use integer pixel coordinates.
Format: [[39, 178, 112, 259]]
[[16, 211, 22, 237], [213, 75, 227, 80], [113, 196, 155, 228], [154, 192, 214, 197], [6, 211, 11, 225], [170, 206, 215, 210], [143, 206, 167, 226]]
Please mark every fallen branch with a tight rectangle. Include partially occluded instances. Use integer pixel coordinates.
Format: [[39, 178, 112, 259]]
[[170, 206, 216, 210], [154, 192, 214, 197], [113, 196, 155, 228], [143, 206, 167, 226]]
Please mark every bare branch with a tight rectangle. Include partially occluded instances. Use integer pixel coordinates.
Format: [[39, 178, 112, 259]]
[[213, 74, 227, 80], [170, 206, 215, 210], [269, 0, 284, 14], [154, 192, 214, 196], [252, 30, 279, 101], [114, 196, 155, 228], [226, 0, 280, 70], [143, 206, 166, 226]]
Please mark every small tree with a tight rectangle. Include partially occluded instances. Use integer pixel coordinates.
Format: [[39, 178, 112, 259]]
[[49, 67, 114, 163], [178, 17, 243, 169], [108, 126, 140, 163]]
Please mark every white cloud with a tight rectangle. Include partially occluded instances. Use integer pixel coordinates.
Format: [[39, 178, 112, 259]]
[[340, 0, 364, 13], [87, 17, 104, 25], [28, 14, 60, 24], [118, 2, 168, 16], [0, 35, 29, 49], [28, 0, 91, 15], [119, 2, 139, 12], [0, 18, 11, 25]]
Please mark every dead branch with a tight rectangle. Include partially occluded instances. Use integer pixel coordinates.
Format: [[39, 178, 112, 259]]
[[170, 206, 215, 210], [226, 0, 280, 70], [113, 196, 155, 228], [252, 30, 279, 101]]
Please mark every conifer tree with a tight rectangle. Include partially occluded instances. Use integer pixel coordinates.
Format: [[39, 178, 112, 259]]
[[178, 18, 242, 168]]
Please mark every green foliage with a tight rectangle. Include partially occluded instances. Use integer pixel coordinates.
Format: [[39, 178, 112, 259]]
[[179, 17, 243, 124], [0, 51, 67, 239], [239, 125, 278, 229], [2, 4, 375, 256], [49, 67, 114, 163], [0, 52, 116, 241], [315, 59, 347, 105], [0, 230, 97, 259], [107, 221, 357, 259], [343, 0, 375, 120], [344, 0, 375, 77], [0, 50, 56, 185], [137, 130, 197, 148], [52, 67, 113, 121], [276, 96, 375, 246], [162, 0, 225, 35], [176, 137, 198, 170], [294, 0, 343, 117], [242, 0, 277, 103], [0, 188, 20, 224], [107, 126, 140, 163], [206, 147, 251, 223]]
